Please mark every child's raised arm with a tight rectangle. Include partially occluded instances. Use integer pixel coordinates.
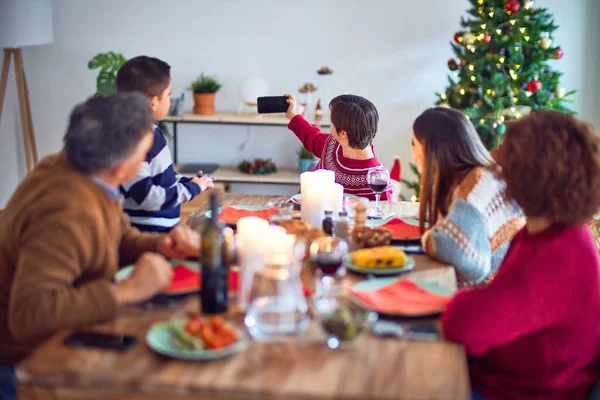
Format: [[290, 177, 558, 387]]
[[285, 94, 328, 158]]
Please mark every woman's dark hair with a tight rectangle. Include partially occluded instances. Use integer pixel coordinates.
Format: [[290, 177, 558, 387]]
[[413, 107, 493, 231], [63, 93, 154, 175], [498, 110, 600, 225]]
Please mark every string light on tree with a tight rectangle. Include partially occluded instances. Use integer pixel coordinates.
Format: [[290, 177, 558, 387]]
[[556, 87, 566, 98], [524, 0, 534, 9]]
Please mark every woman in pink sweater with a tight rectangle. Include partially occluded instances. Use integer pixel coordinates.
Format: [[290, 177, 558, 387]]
[[442, 110, 600, 400]]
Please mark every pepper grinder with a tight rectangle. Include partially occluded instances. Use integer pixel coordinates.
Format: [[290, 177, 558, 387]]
[[354, 202, 367, 229]]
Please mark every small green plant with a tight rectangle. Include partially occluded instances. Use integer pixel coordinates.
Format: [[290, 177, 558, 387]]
[[298, 146, 314, 160], [401, 162, 421, 201], [189, 73, 222, 94], [87, 51, 127, 96]]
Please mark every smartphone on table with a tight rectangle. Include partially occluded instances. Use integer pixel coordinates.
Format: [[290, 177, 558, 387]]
[[371, 320, 439, 341], [63, 331, 137, 351]]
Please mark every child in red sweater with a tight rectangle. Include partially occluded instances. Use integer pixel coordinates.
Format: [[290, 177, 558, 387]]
[[442, 110, 600, 400], [285, 94, 392, 201]]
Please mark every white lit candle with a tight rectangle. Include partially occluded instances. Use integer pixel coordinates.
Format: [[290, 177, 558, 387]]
[[300, 170, 334, 227], [236, 217, 270, 310], [325, 183, 344, 213]]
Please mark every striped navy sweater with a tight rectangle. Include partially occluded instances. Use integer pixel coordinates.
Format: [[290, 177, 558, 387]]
[[120, 126, 201, 232]]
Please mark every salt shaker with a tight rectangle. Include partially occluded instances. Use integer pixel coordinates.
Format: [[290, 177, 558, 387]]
[[335, 210, 350, 241]]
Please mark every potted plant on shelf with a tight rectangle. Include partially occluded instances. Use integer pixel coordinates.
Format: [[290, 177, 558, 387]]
[[190, 73, 222, 115], [298, 146, 316, 173]]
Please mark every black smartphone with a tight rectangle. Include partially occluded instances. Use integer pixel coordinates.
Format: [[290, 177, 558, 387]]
[[372, 320, 439, 341], [257, 96, 289, 114], [398, 323, 439, 340], [64, 331, 137, 351]]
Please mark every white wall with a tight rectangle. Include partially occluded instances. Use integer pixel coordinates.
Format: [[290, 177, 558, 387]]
[[1, 0, 598, 206]]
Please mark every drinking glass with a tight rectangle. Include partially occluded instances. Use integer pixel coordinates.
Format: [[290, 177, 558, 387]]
[[244, 235, 310, 341], [367, 166, 390, 218], [310, 237, 348, 312]]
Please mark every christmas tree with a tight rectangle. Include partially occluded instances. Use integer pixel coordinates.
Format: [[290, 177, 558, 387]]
[[437, 0, 575, 150], [403, 0, 575, 200]]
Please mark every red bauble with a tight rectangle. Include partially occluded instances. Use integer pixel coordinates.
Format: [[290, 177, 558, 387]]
[[483, 34, 492, 43], [527, 80, 542, 93], [454, 32, 463, 43], [506, 0, 521, 12], [460, 59, 467, 66], [552, 48, 564, 59]]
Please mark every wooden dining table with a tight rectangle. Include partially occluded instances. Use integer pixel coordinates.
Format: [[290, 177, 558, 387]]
[[17, 193, 471, 400]]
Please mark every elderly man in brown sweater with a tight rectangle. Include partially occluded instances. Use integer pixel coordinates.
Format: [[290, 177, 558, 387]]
[[0, 93, 204, 399]]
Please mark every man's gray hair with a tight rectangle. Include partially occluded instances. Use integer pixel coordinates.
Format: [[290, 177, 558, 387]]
[[63, 92, 154, 175]]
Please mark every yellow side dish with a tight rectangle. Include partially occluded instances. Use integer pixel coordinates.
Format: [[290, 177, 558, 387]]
[[351, 246, 407, 269]]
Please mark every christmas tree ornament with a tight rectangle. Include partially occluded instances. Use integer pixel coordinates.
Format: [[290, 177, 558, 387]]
[[454, 32, 464, 44], [556, 86, 566, 98], [502, 35, 511, 43], [551, 48, 564, 59], [448, 59, 459, 71], [460, 59, 467, 66], [483, 34, 492, 43], [526, 79, 543, 93], [463, 32, 475, 45], [506, 0, 521, 13], [538, 37, 552, 49], [496, 123, 507, 134]]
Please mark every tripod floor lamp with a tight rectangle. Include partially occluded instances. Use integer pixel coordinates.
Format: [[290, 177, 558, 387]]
[[0, 0, 54, 173]]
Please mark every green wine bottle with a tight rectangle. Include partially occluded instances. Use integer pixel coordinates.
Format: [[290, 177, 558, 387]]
[[200, 192, 228, 314]]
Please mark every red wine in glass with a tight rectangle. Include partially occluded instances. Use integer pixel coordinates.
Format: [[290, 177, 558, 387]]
[[316, 253, 343, 276], [371, 181, 388, 193]]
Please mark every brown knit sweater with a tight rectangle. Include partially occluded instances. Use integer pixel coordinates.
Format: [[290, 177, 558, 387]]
[[0, 153, 163, 365]]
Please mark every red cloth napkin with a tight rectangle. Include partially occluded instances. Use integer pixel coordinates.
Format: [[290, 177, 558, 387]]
[[381, 218, 423, 240], [351, 278, 452, 315], [218, 206, 278, 225], [163, 264, 239, 295], [165, 264, 311, 297]]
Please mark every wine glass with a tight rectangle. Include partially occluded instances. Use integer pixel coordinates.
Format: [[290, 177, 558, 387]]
[[310, 237, 348, 312], [367, 166, 390, 218]]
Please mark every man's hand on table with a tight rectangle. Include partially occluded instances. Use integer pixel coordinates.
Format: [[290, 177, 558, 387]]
[[111, 253, 173, 305], [157, 225, 201, 259]]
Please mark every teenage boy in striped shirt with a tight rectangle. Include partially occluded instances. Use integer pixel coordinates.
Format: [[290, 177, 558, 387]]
[[116, 56, 214, 232]]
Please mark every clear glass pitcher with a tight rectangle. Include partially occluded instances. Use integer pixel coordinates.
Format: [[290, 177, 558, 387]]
[[244, 233, 309, 341]]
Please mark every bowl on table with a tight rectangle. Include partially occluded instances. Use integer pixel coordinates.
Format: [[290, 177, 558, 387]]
[[313, 297, 378, 349]]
